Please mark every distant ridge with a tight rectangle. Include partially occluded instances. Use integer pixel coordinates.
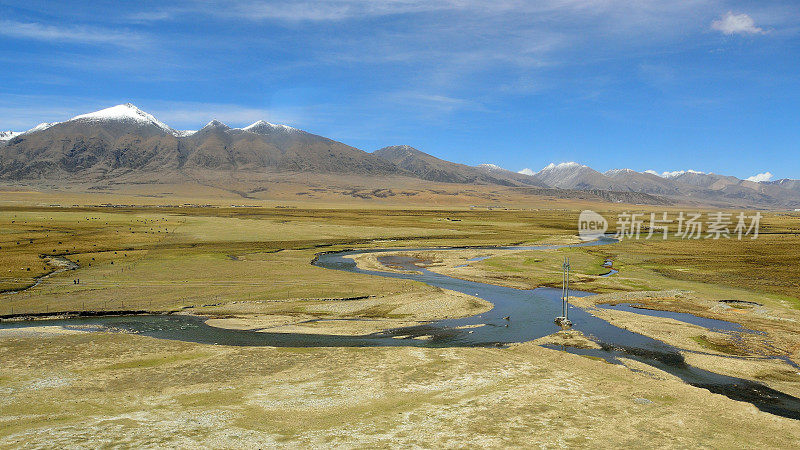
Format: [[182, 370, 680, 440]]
[[0, 104, 395, 179], [2, 104, 799, 208], [373, 145, 547, 187]]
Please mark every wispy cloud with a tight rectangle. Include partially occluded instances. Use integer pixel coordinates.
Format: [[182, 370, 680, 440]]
[[388, 92, 485, 113], [132, 0, 511, 23], [0, 20, 147, 48], [138, 1, 725, 28], [232, 0, 451, 21], [711, 11, 765, 35]]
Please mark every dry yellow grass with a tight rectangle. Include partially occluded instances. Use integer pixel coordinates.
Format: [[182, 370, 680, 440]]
[[3, 190, 800, 446], [1, 330, 799, 447]]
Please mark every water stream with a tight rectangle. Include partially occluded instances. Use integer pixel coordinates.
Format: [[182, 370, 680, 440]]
[[2, 237, 800, 419]]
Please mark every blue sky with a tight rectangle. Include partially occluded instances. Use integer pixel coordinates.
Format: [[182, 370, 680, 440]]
[[1, 1, 799, 180]]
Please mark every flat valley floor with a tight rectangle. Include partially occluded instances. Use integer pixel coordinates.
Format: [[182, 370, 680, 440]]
[[2, 189, 800, 447]]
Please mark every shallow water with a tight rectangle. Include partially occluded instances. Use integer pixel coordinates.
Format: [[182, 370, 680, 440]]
[[601, 303, 758, 334], [3, 237, 800, 419]]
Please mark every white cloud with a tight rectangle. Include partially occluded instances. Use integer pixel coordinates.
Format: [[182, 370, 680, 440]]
[[0, 20, 147, 48], [518, 168, 536, 176], [746, 171, 773, 182], [711, 12, 764, 35], [387, 92, 483, 113]]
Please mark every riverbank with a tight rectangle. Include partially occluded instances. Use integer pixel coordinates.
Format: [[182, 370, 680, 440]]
[[195, 288, 492, 336], [3, 202, 800, 444], [341, 244, 800, 400], [2, 330, 799, 447]]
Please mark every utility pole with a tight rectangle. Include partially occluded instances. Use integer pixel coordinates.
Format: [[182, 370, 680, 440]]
[[565, 257, 570, 322], [555, 256, 573, 329]]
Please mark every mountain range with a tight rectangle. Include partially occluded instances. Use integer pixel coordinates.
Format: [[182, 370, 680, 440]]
[[2, 104, 799, 208]]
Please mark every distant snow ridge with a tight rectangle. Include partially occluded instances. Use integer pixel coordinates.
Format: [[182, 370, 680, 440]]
[[14, 105, 302, 139], [539, 161, 586, 172], [518, 168, 536, 176], [203, 119, 228, 129], [241, 120, 299, 133], [0, 131, 22, 140], [70, 103, 176, 134], [666, 169, 705, 178], [26, 122, 58, 134], [605, 168, 636, 176], [1, 123, 58, 140], [477, 163, 505, 171], [643, 169, 705, 178]]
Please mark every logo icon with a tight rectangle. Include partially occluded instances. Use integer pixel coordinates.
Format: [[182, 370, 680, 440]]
[[578, 210, 607, 241]]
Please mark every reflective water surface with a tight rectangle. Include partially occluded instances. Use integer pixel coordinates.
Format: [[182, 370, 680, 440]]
[[3, 237, 800, 419]]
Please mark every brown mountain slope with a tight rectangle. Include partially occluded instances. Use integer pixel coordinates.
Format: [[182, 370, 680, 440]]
[[0, 107, 398, 181], [373, 145, 547, 187], [0, 118, 181, 180]]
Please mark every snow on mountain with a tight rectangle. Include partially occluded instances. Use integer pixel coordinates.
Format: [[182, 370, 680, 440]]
[[26, 122, 58, 134], [241, 120, 299, 133], [3, 122, 60, 139], [69, 103, 176, 134], [174, 130, 197, 137], [650, 169, 706, 178], [604, 168, 636, 176], [532, 161, 614, 190], [476, 163, 506, 172], [539, 161, 586, 172], [605, 167, 683, 195], [201, 119, 229, 129], [0, 131, 22, 140], [518, 168, 535, 176]]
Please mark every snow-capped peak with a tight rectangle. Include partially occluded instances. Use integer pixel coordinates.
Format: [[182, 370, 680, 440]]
[[643, 169, 706, 178], [241, 120, 298, 133], [1, 123, 60, 140], [174, 130, 197, 137], [0, 130, 22, 140], [605, 168, 637, 176], [518, 168, 536, 176], [26, 122, 58, 134], [540, 161, 587, 172], [69, 103, 175, 134], [477, 163, 506, 172], [660, 169, 705, 178], [203, 119, 229, 129]]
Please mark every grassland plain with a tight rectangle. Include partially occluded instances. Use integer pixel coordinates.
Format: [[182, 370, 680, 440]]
[[2, 189, 800, 446]]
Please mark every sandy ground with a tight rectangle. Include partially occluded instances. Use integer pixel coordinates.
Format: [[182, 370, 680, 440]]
[[198, 289, 492, 335], [1, 331, 799, 447], [204, 315, 422, 336], [346, 249, 534, 288], [0, 325, 87, 336], [531, 329, 602, 350]]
